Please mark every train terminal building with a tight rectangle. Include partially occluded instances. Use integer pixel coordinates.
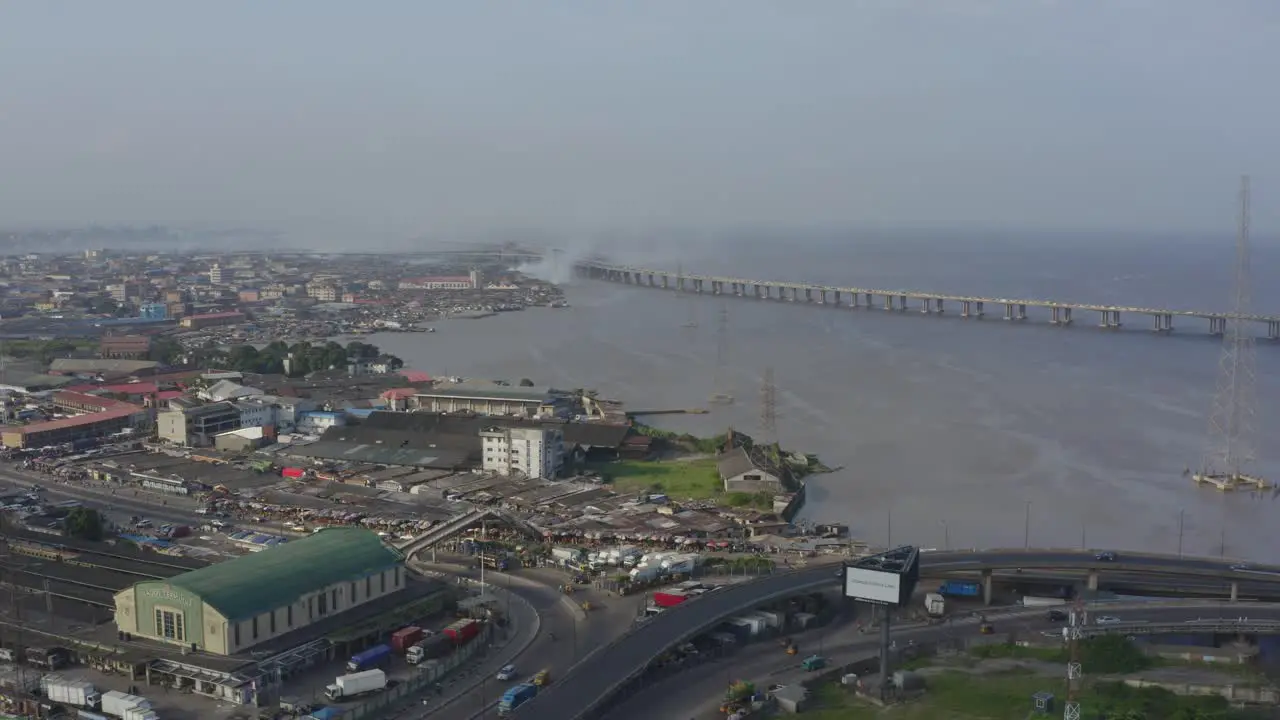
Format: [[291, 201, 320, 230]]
[[113, 527, 405, 656]]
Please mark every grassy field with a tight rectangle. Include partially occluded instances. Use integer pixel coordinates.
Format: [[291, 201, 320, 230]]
[[803, 671, 1063, 720], [585, 458, 723, 499]]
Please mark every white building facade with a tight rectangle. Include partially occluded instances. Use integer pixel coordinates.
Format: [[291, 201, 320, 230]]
[[480, 426, 564, 479]]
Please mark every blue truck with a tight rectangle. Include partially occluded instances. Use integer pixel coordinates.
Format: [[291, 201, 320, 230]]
[[304, 708, 341, 720], [346, 644, 391, 673], [498, 683, 538, 715], [937, 580, 981, 598]]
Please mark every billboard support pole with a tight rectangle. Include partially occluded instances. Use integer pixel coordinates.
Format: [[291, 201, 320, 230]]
[[878, 604, 892, 700]]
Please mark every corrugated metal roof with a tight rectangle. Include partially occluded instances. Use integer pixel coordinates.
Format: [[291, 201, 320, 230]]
[[164, 527, 402, 620]]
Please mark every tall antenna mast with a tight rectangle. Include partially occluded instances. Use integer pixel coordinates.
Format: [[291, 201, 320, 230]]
[[709, 302, 734, 405], [1195, 175, 1264, 491], [759, 367, 778, 445]]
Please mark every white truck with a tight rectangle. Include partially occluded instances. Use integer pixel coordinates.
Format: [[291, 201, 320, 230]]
[[123, 706, 158, 720], [924, 593, 946, 618], [41, 676, 101, 709], [551, 547, 581, 563], [101, 691, 150, 718], [629, 564, 663, 583], [325, 669, 387, 701]]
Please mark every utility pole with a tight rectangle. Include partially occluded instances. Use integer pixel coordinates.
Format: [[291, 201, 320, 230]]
[[1023, 502, 1031, 550], [1063, 597, 1086, 720]]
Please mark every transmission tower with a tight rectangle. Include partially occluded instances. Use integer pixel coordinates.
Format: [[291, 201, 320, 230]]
[[709, 302, 734, 405], [1062, 596, 1087, 720], [759, 367, 778, 445], [1195, 175, 1264, 491]]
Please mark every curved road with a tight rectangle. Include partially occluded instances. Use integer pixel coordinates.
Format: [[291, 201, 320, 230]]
[[519, 551, 1280, 719], [605, 601, 1280, 720]]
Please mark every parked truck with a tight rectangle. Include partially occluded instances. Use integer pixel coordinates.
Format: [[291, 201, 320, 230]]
[[325, 669, 388, 701], [122, 706, 157, 720], [924, 593, 946, 617], [497, 683, 538, 715], [390, 626, 424, 653], [629, 564, 663, 583], [346, 643, 391, 673], [652, 591, 689, 608], [407, 633, 454, 665], [42, 676, 101, 709], [551, 547, 582, 564], [937, 580, 981, 598], [100, 691, 150, 718], [443, 619, 480, 645]]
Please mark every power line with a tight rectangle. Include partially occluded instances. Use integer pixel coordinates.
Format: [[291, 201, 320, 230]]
[[1195, 175, 1265, 492]]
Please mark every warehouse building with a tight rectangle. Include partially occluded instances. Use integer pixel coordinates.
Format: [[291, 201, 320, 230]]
[[113, 528, 404, 655]]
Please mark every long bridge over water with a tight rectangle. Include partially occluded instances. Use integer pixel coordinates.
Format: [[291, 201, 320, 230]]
[[574, 260, 1280, 339]]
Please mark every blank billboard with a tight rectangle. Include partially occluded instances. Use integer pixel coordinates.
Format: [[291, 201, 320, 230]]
[[844, 566, 902, 605]]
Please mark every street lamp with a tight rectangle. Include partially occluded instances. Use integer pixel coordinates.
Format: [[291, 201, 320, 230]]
[[940, 520, 950, 551]]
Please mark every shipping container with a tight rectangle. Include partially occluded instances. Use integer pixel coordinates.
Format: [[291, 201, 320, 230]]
[[652, 591, 689, 608], [937, 580, 982, 598], [101, 691, 150, 718], [346, 644, 391, 672], [390, 626, 424, 653], [304, 708, 342, 720], [444, 619, 480, 644]]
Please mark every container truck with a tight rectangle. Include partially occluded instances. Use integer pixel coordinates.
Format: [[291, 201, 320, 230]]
[[497, 683, 538, 715], [42, 676, 101, 709], [630, 564, 662, 583], [123, 707, 157, 720], [937, 580, 981, 598], [407, 633, 453, 664], [346, 644, 391, 672], [101, 691, 150, 718], [443, 618, 480, 644], [924, 593, 946, 617], [325, 669, 388, 701], [652, 591, 689, 608], [665, 557, 697, 575], [390, 626, 424, 653], [1020, 595, 1067, 607], [551, 547, 581, 563]]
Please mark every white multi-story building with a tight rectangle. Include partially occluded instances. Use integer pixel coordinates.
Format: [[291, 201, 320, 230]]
[[209, 264, 224, 285], [480, 426, 564, 479], [235, 398, 276, 430]]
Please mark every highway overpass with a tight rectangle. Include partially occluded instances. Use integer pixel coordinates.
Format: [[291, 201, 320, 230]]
[[517, 548, 1280, 719]]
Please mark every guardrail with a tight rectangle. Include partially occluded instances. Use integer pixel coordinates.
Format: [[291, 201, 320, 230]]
[[517, 549, 1280, 720], [1083, 620, 1280, 638]]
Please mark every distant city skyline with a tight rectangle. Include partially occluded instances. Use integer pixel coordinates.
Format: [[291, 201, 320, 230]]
[[1, 1, 1277, 242]]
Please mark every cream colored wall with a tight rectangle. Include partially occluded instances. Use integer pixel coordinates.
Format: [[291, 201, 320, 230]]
[[202, 605, 230, 655], [113, 588, 138, 634], [226, 565, 406, 653]]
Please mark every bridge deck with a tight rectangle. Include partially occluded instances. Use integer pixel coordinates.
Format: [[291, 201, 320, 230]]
[[578, 261, 1280, 324]]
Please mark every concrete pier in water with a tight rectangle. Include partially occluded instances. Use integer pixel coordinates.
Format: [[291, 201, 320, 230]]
[[576, 261, 1280, 340]]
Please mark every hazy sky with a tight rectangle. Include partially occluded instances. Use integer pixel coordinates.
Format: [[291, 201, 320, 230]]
[[1, 1, 1276, 240]]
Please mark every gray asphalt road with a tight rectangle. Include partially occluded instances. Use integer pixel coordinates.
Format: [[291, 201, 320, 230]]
[[604, 601, 1280, 720], [520, 552, 1280, 719], [410, 564, 635, 720]]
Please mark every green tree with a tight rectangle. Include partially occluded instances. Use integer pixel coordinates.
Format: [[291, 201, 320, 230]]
[[519, 378, 535, 387], [64, 507, 104, 541]]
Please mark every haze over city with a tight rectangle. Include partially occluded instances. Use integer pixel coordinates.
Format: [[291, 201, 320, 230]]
[[2, 1, 1278, 247]]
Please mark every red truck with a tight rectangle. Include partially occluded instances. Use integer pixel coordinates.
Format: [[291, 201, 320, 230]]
[[390, 626, 424, 653], [652, 591, 689, 608], [443, 619, 480, 644]]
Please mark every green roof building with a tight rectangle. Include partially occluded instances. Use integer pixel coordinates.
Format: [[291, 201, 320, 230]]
[[114, 528, 405, 655]]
